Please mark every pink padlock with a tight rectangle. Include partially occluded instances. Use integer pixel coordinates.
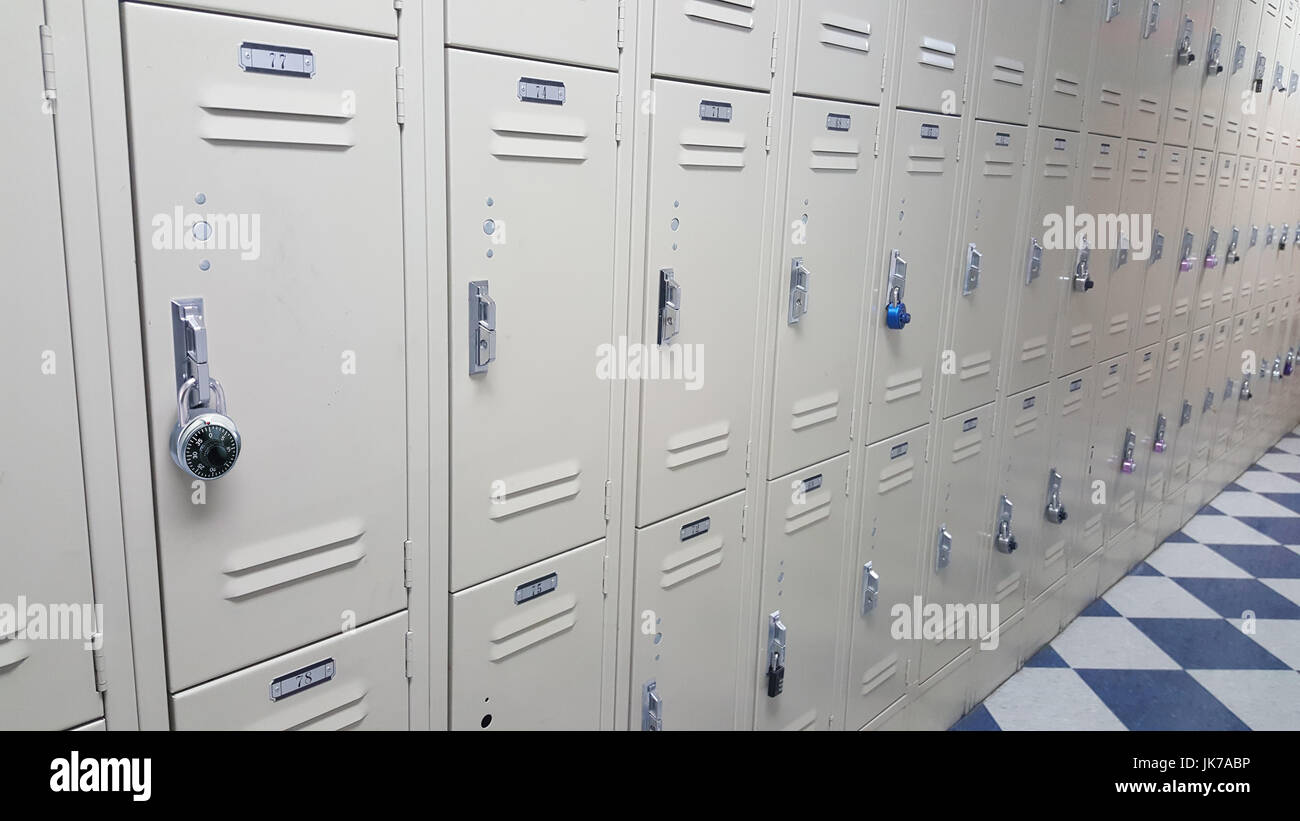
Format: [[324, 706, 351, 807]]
[[1204, 254, 1219, 269], [1179, 258, 1193, 272]]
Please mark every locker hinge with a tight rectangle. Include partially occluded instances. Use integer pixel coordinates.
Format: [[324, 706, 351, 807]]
[[770, 31, 778, 76], [741, 505, 748, 540], [395, 66, 406, 125], [617, 0, 627, 49], [615, 94, 624, 143], [844, 462, 851, 496], [872, 119, 880, 158], [91, 633, 106, 693], [404, 630, 414, 679], [765, 112, 773, 152], [603, 478, 612, 522], [745, 440, 753, 475], [402, 539, 413, 589], [849, 406, 856, 441], [601, 553, 608, 596], [39, 24, 56, 107]]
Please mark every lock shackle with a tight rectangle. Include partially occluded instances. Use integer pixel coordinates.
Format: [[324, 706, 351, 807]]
[[177, 376, 227, 426]]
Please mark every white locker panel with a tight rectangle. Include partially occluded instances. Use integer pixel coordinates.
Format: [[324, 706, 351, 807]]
[[895, 0, 975, 115], [1141, 337, 1188, 519], [1165, 0, 1216, 147], [755, 455, 849, 731], [1222, 0, 1266, 151], [845, 426, 929, 731], [1195, 0, 1239, 149], [122, 5, 407, 690], [447, 51, 616, 590], [988, 386, 1051, 626], [1053, 368, 1097, 570], [1112, 344, 1162, 542], [1138, 145, 1192, 349], [450, 540, 605, 730], [973, 0, 1045, 125], [171, 612, 408, 730], [1130, 0, 1181, 142], [1201, 153, 1239, 326], [1171, 150, 1215, 337], [1168, 325, 1212, 494], [445, 0, 619, 69], [1086, 0, 1141, 137], [1040, 0, 1101, 130], [769, 100, 877, 479], [1086, 355, 1131, 556], [941, 122, 1026, 418], [865, 112, 959, 444], [792, 0, 890, 105], [920, 405, 995, 683], [1099, 139, 1159, 361], [631, 492, 745, 730], [1242, 157, 1273, 309], [0, 0, 103, 732], [652, 0, 779, 91], [638, 80, 768, 526]]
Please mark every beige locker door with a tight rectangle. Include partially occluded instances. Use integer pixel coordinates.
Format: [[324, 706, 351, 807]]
[[1165, 0, 1215, 146], [122, 5, 406, 690], [1009, 129, 1077, 395], [1029, 382, 1077, 603], [920, 405, 994, 683], [1233, 308, 1264, 446], [1222, 0, 1266, 150], [1214, 312, 1250, 457], [755, 455, 848, 731], [1040, 0, 1100, 130], [768, 100, 876, 479], [1169, 325, 1212, 493], [791, 0, 889, 105], [1285, 36, 1300, 161], [1086, 355, 1131, 556], [1141, 337, 1188, 519], [1268, 163, 1290, 298], [894, 0, 975, 115], [1138, 146, 1191, 349], [1222, 154, 1254, 319], [989, 387, 1050, 626], [942, 123, 1026, 418], [450, 540, 604, 730], [1098, 140, 1158, 362], [652, 0, 779, 91], [1118, 344, 1163, 538], [1196, 0, 1239, 149], [1086, 0, 1140, 137], [1171, 150, 1215, 337], [1243, 158, 1273, 308], [0, 0, 102, 732], [973, 0, 1044, 125], [447, 52, 615, 590], [171, 612, 407, 730], [1129, 0, 1179, 141], [638, 80, 767, 526], [445, 0, 619, 69], [1201, 153, 1239, 324], [845, 426, 929, 731], [631, 493, 744, 730], [865, 112, 959, 445], [1052, 369, 1098, 568], [1254, 0, 1286, 156]]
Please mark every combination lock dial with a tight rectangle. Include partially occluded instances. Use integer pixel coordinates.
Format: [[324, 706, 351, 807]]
[[171, 377, 241, 480]]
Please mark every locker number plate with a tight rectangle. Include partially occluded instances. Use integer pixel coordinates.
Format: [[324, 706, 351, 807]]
[[239, 43, 314, 77], [699, 100, 732, 122], [518, 77, 566, 105], [269, 658, 334, 702], [515, 572, 558, 604], [680, 516, 711, 541], [826, 113, 851, 131]]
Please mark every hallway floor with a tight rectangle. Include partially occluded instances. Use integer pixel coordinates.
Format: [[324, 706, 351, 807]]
[[955, 429, 1300, 731]]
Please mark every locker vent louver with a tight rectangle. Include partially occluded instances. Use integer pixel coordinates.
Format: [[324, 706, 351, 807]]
[[251, 683, 369, 731], [1068, 323, 1094, 350], [199, 90, 356, 149], [790, 390, 840, 431], [486, 459, 582, 521], [490, 114, 589, 163], [678, 129, 747, 169], [783, 492, 830, 535], [0, 636, 31, 672], [981, 152, 1014, 178], [1042, 156, 1071, 179], [950, 430, 982, 464], [883, 368, 924, 402], [958, 350, 993, 382], [917, 36, 957, 71], [665, 420, 731, 468], [1062, 391, 1085, 418], [659, 534, 725, 589], [1019, 335, 1049, 364], [876, 455, 916, 495], [905, 141, 946, 174], [1099, 371, 1122, 399], [1050, 72, 1081, 99], [991, 56, 1027, 87], [1097, 86, 1124, 109], [1108, 312, 1130, 338], [1011, 411, 1038, 438], [1172, 297, 1190, 319], [1198, 110, 1218, 131], [809, 136, 861, 171], [1136, 95, 1160, 116], [859, 653, 900, 696], [993, 571, 1020, 604], [1169, 104, 1191, 127], [1043, 539, 1066, 569], [488, 594, 578, 661], [818, 13, 871, 54], [222, 520, 366, 600], [682, 0, 756, 31], [1143, 304, 1162, 329]]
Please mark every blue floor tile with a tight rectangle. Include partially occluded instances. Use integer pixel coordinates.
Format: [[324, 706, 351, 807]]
[[1128, 618, 1290, 670], [1237, 516, 1300, 543], [950, 703, 1000, 731], [1080, 598, 1123, 617], [1075, 669, 1250, 730], [1127, 561, 1163, 576], [1024, 645, 1071, 668], [1262, 493, 1300, 514], [1162, 530, 1197, 543], [1210, 544, 1300, 578], [1173, 577, 1300, 619]]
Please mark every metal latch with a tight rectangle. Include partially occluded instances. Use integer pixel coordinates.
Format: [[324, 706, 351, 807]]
[[936, 525, 952, 570], [171, 298, 211, 407], [1121, 428, 1137, 473], [1073, 241, 1094, 291], [657, 268, 681, 344], [885, 249, 911, 329], [1240, 375, 1251, 400], [468, 281, 497, 375], [1265, 225, 1275, 247], [1254, 52, 1267, 92], [1232, 41, 1246, 75], [1153, 413, 1167, 453], [1281, 224, 1289, 250], [1275, 62, 1287, 93], [1151, 230, 1165, 263], [1181, 399, 1193, 426], [1286, 349, 1295, 376], [1115, 232, 1130, 267], [995, 495, 1017, 554], [766, 612, 787, 698], [1179, 230, 1195, 272], [1291, 70, 1299, 95], [963, 243, 982, 295], [1176, 16, 1195, 64], [1225, 377, 1235, 403], [642, 680, 663, 731], [1045, 469, 1067, 524], [1205, 28, 1223, 74], [1226, 227, 1239, 263], [1105, 0, 1121, 23], [1273, 356, 1283, 380], [1142, 1, 1160, 38], [1203, 388, 1214, 413], [1204, 227, 1219, 268], [1025, 236, 1043, 284], [1249, 225, 1258, 249], [788, 257, 810, 324], [861, 562, 880, 616]]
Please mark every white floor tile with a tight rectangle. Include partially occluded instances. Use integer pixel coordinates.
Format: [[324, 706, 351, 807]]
[[1050, 616, 1181, 670], [1262, 578, 1300, 608], [1227, 618, 1300, 669], [1271, 436, 1300, 455], [1102, 576, 1221, 618], [1181, 514, 1278, 545], [1257, 453, 1300, 473], [983, 668, 1127, 731], [1233, 470, 1300, 494], [1188, 670, 1300, 730], [1145, 542, 1253, 579], [1208, 491, 1300, 518]]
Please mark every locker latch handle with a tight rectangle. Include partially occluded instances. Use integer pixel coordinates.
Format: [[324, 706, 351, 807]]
[[1226, 377, 1235, 404], [1280, 224, 1289, 250], [1265, 225, 1275, 248], [1176, 15, 1195, 64], [1115, 232, 1130, 268], [1253, 52, 1267, 93], [936, 525, 953, 570], [1225, 227, 1239, 264], [1249, 225, 1258, 250], [1121, 428, 1137, 473], [1025, 237, 1043, 284], [788, 258, 810, 324], [657, 268, 682, 345], [962, 243, 981, 296], [1153, 413, 1167, 453], [172, 297, 211, 407], [1231, 41, 1246, 75], [766, 612, 787, 699], [1273, 357, 1283, 380], [1179, 230, 1195, 272], [1285, 350, 1295, 377], [1045, 469, 1067, 524], [1105, 0, 1121, 24], [861, 561, 880, 616], [1275, 62, 1287, 93], [1290, 70, 1299, 95], [1141, 0, 1160, 39], [1150, 230, 1165, 264], [1204, 227, 1219, 268], [1181, 399, 1194, 426], [1205, 28, 1223, 75], [642, 680, 663, 731], [1203, 388, 1215, 413], [1241, 375, 1253, 400], [1072, 241, 1094, 292], [885, 249, 911, 329], [469, 281, 497, 375], [995, 495, 1017, 554]]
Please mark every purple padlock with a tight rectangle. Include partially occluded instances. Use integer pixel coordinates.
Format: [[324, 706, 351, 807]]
[[1121, 459, 1135, 473], [1204, 254, 1219, 269], [1153, 440, 1166, 453], [1180, 257, 1194, 272]]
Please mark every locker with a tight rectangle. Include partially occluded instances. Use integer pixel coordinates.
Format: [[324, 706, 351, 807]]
[[908, 651, 972, 731], [987, 386, 1051, 626], [1137, 146, 1191, 349], [1244, 158, 1275, 309], [631, 493, 745, 730], [1008, 128, 1078, 396], [1195, 0, 1240, 150], [973, 0, 1046, 125], [1171, 151, 1215, 338], [1165, 0, 1216, 147], [1040, 0, 1101, 130], [755, 454, 849, 731], [1059, 549, 1102, 628], [1020, 578, 1066, 679], [450, 539, 605, 730], [171, 612, 408, 730], [1130, 0, 1182, 142], [792, 0, 890, 105], [941, 122, 1026, 418], [1086, 355, 1132, 557], [1109, 343, 1162, 543], [447, 51, 616, 589], [1052, 368, 1098, 570], [1196, 154, 1236, 327], [895, 0, 975, 115], [1098, 139, 1159, 361], [0, 0, 103, 732], [144, 0, 397, 36], [1085, 0, 1141, 137], [1168, 325, 1213, 494], [1056, 135, 1124, 376], [122, 5, 407, 690], [920, 405, 995, 683], [844, 426, 929, 731], [1266, 162, 1291, 299], [637, 80, 768, 526], [1218, 154, 1254, 320], [1233, 307, 1265, 449], [1254, 0, 1287, 156], [1212, 312, 1250, 458], [445, 0, 619, 70], [1221, 0, 1266, 151], [865, 112, 959, 445], [966, 613, 1023, 716], [768, 99, 877, 479], [1198, 320, 1233, 475], [1140, 335, 1189, 521], [652, 0, 779, 91], [1284, 36, 1300, 160]]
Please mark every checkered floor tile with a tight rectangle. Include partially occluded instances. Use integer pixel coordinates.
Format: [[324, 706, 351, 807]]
[[954, 429, 1300, 731]]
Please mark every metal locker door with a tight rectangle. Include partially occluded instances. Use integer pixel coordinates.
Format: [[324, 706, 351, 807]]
[[791, 0, 890, 105], [941, 123, 1026, 418], [1098, 140, 1158, 362], [865, 112, 959, 445], [1171, 150, 1214, 337], [1137, 146, 1191, 349], [1009, 129, 1077, 395], [122, 5, 406, 690], [1140, 336, 1188, 521], [768, 99, 877, 480], [445, 0, 619, 69], [1221, 0, 1266, 151], [1244, 158, 1273, 308], [170, 612, 408, 730], [1057, 136, 1124, 376], [1202, 154, 1239, 323], [1252, 0, 1285, 156], [637, 80, 767, 526], [0, 0, 102, 731], [845, 426, 929, 731], [1233, 308, 1264, 447], [1169, 325, 1212, 494], [447, 51, 616, 589], [1165, 0, 1216, 147], [1213, 312, 1249, 457], [920, 405, 995, 683], [1051, 369, 1096, 570], [1268, 163, 1290, 297], [1040, 0, 1101, 130], [1199, 320, 1231, 472], [973, 0, 1045, 125], [1086, 0, 1141, 137], [1196, 0, 1238, 149], [1221, 155, 1254, 318], [1129, 0, 1180, 142], [756, 454, 849, 731], [1116, 344, 1163, 541], [631, 492, 744, 731], [450, 540, 604, 730], [894, 0, 975, 115], [1086, 355, 1131, 557], [989, 387, 1050, 626], [652, 0, 779, 91]]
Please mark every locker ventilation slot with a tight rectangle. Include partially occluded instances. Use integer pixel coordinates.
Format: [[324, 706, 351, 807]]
[[1043, 539, 1066, 568], [784, 494, 830, 535], [199, 90, 355, 149], [1136, 95, 1160, 116], [1169, 105, 1191, 125], [950, 432, 982, 464], [252, 684, 369, 731], [1099, 375, 1122, 399], [782, 709, 818, 731], [1098, 86, 1124, 108], [1011, 413, 1038, 438], [790, 390, 840, 431], [818, 14, 871, 53], [991, 56, 1026, 87], [809, 137, 861, 171], [1197, 290, 1214, 313], [1108, 313, 1130, 337], [1020, 336, 1048, 364], [665, 420, 731, 468], [0, 637, 31, 671], [958, 351, 992, 382], [1199, 110, 1218, 130], [981, 155, 1014, 177], [490, 115, 589, 163], [678, 129, 747, 169], [1042, 159, 1071, 180], [222, 521, 366, 600], [917, 36, 957, 71], [1050, 73, 1081, 98], [1068, 323, 1093, 349], [1116, 490, 1136, 515], [659, 535, 725, 589], [882, 368, 924, 402], [682, 0, 756, 30], [1062, 394, 1085, 417], [1143, 305, 1162, 328], [486, 460, 582, 520], [876, 456, 916, 494], [488, 594, 578, 661], [905, 144, 946, 175], [994, 572, 1020, 604], [859, 653, 899, 696]]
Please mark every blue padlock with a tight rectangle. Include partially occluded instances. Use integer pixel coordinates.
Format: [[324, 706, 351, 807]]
[[886, 299, 911, 330]]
